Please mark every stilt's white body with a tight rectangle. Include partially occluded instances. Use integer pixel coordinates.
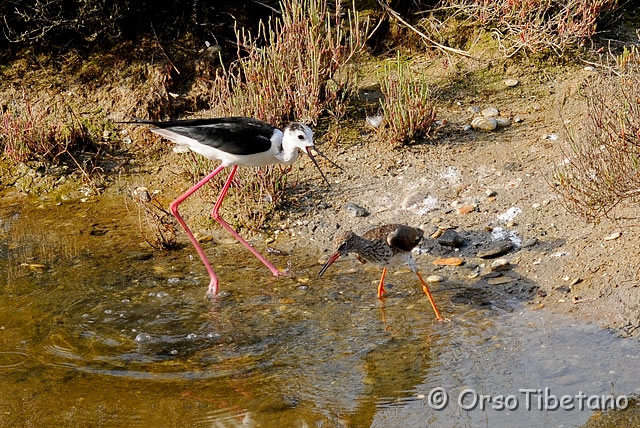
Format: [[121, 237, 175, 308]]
[[134, 117, 318, 297], [150, 126, 308, 167]]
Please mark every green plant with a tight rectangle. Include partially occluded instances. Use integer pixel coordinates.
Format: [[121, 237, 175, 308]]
[[0, 93, 108, 188], [1, 96, 88, 162], [554, 46, 640, 221], [436, 0, 619, 56], [182, 0, 367, 230], [376, 53, 436, 147], [208, 0, 366, 124]]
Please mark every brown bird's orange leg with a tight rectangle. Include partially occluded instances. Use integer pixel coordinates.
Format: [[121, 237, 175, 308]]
[[416, 272, 444, 321], [378, 300, 389, 330], [377, 267, 388, 299]]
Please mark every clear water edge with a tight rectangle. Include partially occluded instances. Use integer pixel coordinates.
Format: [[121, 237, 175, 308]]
[[1, 192, 638, 427]]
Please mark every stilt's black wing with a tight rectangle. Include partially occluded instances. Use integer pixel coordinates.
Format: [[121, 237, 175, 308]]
[[138, 117, 276, 155]]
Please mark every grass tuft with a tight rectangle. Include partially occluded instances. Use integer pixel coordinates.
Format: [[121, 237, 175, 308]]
[[179, 0, 367, 231], [433, 0, 619, 56], [554, 45, 640, 221], [375, 53, 437, 147]]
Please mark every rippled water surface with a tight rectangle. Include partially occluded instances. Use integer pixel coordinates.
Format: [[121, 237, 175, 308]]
[[1, 192, 639, 427]]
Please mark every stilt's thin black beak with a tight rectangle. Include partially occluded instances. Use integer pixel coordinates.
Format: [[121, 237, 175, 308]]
[[306, 147, 333, 189], [312, 146, 344, 172]]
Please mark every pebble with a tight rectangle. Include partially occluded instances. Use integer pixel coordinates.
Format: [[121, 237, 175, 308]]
[[482, 106, 500, 118], [477, 241, 514, 258], [135, 187, 151, 202], [490, 258, 511, 271], [504, 79, 519, 87], [487, 276, 514, 285], [433, 257, 464, 266], [471, 117, 497, 131], [456, 204, 476, 215], [426, 275, 444, 283], [495, 117, 511, 128], [522, 237, 538, 248], [482, 271, 502, 278], [345, 202, 370, 217], [603, 231, 621, 241], [437, 229, 464, 248], [430, 227, 445, 239]]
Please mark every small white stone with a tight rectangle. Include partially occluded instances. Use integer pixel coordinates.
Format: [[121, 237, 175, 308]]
[[471, 117, 497, 131], [490, 258, 510, 271], [495, 117, 511, 128], [603, 231, 621, 241], [481, 106, 500, 118]]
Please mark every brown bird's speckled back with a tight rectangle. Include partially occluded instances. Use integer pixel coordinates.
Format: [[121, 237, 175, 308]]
[[332, 224, 424, 272]]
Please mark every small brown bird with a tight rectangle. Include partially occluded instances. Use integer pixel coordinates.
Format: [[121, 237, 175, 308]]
[[318, 224, 443, 320]]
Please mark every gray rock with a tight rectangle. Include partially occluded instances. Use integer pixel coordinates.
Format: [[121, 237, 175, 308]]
[[345, 202, 370, 217], [477, 241, 514, 258], [490, 258, 511, 271], [482, 106, 500, 118], [438, 229, 464, 247]]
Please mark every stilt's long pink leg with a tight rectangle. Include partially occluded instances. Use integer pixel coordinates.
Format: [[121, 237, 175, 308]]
[[169, 164, 226, 298], [211, 165, 284, 278]]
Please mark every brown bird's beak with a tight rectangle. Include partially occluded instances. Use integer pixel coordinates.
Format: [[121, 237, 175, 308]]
[[305, 146, 343, 189], [318, 251, 341, 277]]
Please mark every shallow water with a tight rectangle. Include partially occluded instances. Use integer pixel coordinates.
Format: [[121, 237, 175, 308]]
[[1, 192, 639, 427]]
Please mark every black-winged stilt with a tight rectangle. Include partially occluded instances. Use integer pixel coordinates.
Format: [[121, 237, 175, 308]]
[[129, 116, 335, 298], [318, 224, 444, 320]]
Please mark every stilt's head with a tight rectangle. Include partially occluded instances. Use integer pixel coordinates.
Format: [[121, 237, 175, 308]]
[[282, 122, 338, 188], [317, 231, 359, 277], [283, 122, 314, 150]]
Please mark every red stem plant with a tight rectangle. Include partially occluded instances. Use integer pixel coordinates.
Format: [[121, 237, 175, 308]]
[[440, 0, 619, 56], [183, 0, 367, 231], [554, 46, 640, 221]]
